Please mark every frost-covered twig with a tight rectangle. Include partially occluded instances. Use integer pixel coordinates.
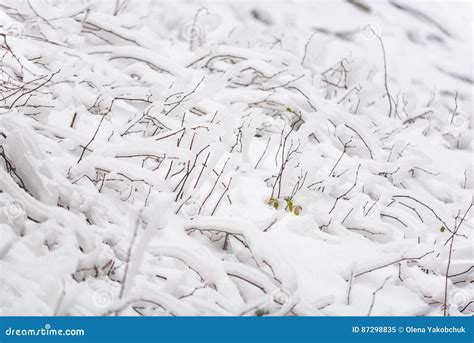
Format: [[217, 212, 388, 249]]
[[367, 276, 392, 316], [368, 26, 393, 118], [442, 203, 473, 316]]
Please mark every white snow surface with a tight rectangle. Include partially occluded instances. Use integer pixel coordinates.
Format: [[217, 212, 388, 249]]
[[0, 0, 472, 316]]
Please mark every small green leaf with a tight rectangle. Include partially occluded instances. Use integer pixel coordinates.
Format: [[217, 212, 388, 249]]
[[267, 197, 279, 209], [286, 107, 292, 112], [293, 205, 302, 216], [440, 226, 446, 233], [284, 197, 293, 212]]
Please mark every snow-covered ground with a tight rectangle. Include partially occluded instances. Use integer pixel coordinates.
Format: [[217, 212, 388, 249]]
[[0, 0, 472, 316]]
